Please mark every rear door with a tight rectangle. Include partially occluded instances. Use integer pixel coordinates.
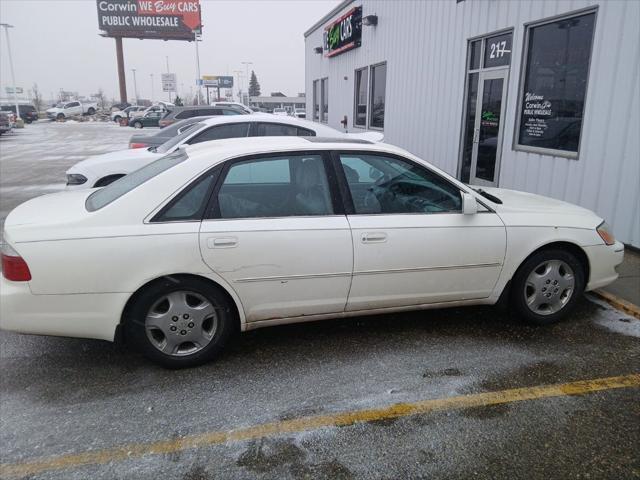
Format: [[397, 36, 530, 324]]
[[335, 151, 506, 311], [199, 151, 352, 322]]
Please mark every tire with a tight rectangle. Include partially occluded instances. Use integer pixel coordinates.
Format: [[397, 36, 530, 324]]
[[87, 107, 96, 115], [510, 248, 585, 325], [124, 276, 236, 368], [113, 115, 122, 123], [56, 113, 65, 121], [94, 174, 125, 187], [133, 121, 143, 129]]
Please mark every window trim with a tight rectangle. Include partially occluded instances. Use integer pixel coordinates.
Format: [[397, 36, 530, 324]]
[[368, 62, 387, 131], [353, 66, 369, 129], [331, 150, 466, 216], [512, 6, 598, 160], [203, 150, 345, 220], [312, 80, 320, 121]]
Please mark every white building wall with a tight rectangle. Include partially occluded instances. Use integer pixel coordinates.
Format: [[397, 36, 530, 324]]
[[305, 0, 640, 247]]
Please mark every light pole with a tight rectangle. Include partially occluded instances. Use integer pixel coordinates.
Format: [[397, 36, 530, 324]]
[[165, 56, 171, 102], [233, 70, 243, 104], [131, 68, 139, 104], [150, 73, 154, 103], [241, 61, 253, 106], [194, 33, 202, 105], [1, 23, 21, 121]]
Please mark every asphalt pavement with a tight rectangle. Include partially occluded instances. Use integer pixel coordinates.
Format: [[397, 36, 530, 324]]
[[0, 122, 638, 480]]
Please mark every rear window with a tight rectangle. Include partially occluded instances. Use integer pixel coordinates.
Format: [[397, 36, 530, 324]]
[[156, 123, 205, 153], [85, 150, 188, 212]]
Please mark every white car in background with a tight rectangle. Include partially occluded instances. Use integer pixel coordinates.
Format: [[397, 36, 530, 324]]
[[272, 108, 288, 116], [111, 106, 145, 123], [1, 137, 623, 368], [129, 103, 174, 120], [65, 115, 383, 188], [46, 101, 97, 120]]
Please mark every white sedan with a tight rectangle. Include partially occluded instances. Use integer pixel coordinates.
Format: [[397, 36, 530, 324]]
[[1, 137, 623, 368], [65, 115, 380, 189]]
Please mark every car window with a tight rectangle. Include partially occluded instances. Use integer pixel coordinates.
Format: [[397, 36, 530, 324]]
[[216, 154, 333, 218], [339, 154, 462, 214], [153, 170, 219, 222], [188, 123, 250, 145], [175, 110, 192, 119], [86, 149, 188, 212], [297, 127, 315, 137], [253, 123, 298, 137], [222, 109, 241, 115], [155, 122, 206, 153]]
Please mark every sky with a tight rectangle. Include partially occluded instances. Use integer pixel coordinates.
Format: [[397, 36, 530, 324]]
[[0, 0, 339, 104]]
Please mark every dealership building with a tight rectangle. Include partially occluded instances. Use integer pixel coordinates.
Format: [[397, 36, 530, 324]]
[[305, 0, 639, 247]]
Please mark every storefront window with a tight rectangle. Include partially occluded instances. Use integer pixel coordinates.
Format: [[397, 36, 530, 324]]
[[516, 11, 596, 156], [313, 80, 319, 121], [320, 78, 328, 123], [354, 67, 368, 127], [370, 62, 386, 129]]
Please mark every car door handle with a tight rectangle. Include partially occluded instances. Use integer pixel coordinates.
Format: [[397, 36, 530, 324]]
[[207, 237, 238, 249], [361, 232, 387, 243]]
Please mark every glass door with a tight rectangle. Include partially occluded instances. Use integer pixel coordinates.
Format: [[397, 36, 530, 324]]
[[469, 69, 508, 186]]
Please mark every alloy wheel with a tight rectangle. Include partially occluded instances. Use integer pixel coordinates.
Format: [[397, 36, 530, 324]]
[[524, 259, 575, 315]]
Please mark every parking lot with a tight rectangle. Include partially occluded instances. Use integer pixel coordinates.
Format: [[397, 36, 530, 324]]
[[0, 122, 639, 480]]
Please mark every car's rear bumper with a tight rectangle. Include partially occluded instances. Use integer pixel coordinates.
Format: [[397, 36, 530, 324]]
[[584, 241, 624, 291], [0, 277, 128, 342]]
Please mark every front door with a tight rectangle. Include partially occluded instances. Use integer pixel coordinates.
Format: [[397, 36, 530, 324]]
[[469, 69, 509, 186]]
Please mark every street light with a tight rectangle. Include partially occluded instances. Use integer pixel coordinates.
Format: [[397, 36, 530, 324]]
[[194, 33, 202, 105], [150, 73, 154, 103], [0, 23, 21, 121], [241, 61, 253, 106], [131, 68, 139, 105]]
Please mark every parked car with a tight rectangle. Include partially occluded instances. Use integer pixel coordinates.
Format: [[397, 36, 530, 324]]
[[0, 111, 11, 135], [272, 108, 288, 116], [129, 103, 174, 120], [210, 101, 253, 114], [158, 106, 247, 128], [1, 137, 623, 368], [111, 106, 145, 123], [111, 102, 131, 111], [65, 115, 383, 188], [46, 101, 97, 120], [128, 110, 163, 129], [1, 104, 39, 124], [293, 108, 306, 119], [128, 116, 211, 149]]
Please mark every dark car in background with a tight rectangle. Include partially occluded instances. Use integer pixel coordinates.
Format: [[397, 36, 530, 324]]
[[128, 110, 164, 129], [128, 116, 211, 148], [1, 104, 39, 123], [0, 111, 11, 135], [158, 105, 246, 128]]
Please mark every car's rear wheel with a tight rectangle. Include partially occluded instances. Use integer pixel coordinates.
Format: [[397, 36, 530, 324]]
[[113, 115, 122, 123], [124, 277, 236, 368], [87, 107, 96, 115], [510, 248, 585, 325], [133, 121, 143, 129]]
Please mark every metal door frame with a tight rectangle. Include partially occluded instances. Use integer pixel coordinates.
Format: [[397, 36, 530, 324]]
[[469, 68, 509, 187]]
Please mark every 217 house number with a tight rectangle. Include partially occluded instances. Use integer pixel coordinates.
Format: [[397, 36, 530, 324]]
[[490, 41, 510, 58]]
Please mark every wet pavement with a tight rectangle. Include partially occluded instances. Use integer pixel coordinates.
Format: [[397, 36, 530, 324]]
[[0, 122, 639, 479]]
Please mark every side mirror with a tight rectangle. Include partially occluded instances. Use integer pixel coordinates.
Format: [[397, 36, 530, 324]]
[[462, 192, 478, 215]]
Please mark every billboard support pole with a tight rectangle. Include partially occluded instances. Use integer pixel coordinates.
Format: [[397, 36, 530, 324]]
[[115, 37, 127, 104], [194, 34, 202, 105]]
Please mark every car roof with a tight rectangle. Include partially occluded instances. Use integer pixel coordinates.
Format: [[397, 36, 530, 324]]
[[195, 113, 342, 136]]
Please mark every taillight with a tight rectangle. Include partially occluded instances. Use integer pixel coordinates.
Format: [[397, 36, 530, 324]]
[[129, 143, 148, 149], [1, 243, 31, 281]]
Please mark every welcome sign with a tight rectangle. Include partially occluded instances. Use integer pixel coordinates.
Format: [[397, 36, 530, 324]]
[[323, 6, 362, 58]]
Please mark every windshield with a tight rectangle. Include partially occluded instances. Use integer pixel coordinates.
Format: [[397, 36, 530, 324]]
[[155, 122, 205, 153], [85, 149, 188, 212]]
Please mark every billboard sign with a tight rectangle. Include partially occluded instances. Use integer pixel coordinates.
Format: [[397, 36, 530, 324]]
[[161, 73, 177, 92], [5, 87, 24, 94], [323, 6, 362, 58], [97, 0, 202, 41], [201, 75, 234, 88]]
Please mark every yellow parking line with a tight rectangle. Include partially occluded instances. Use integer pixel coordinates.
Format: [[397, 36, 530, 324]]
[[1, 373, 638, 478]]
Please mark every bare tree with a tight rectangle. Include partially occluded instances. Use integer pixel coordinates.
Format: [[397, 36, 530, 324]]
[[32, 83, 43, 112], [94, 88, 107, 111]]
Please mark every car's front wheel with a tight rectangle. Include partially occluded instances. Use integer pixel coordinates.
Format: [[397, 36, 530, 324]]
[[124, 276, 236, 368], [510, 248, 585, 325], [133, 121, 143, 129], [113, 115, 122, 123]]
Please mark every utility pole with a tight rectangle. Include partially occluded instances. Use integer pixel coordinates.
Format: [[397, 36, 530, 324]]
[[150, 73, 154, 103], [241, 61, 253, 106], [233, 70, 243, 104], [165, 56, 171, 102], [131, 69, 139, 105], [1, 23, 21, 120], [194, 33, 202, 105], [114, 37, 127, 104]]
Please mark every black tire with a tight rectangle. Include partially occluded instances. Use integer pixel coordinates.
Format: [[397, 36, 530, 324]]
[[133, 121, 143, 129], [124, 276, 236, 368], [510, 248, 585, 325], [94, 174, 125, 188], [87, 107, 96, 115], [113, 115, 122, 123], [56, 113, 65, 121]]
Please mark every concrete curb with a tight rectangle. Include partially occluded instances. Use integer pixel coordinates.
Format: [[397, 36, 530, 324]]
[[592, 289, 640, 319]]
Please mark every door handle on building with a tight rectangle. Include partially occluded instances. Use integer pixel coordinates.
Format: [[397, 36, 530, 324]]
[[361, 232, 387, 243], [207, 237, 238, 249]]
